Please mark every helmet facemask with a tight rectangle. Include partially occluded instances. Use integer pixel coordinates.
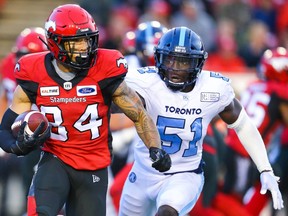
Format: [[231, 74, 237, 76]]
[[156, 52, 206, 92], [45, 4, 99, 72], [154, 27, 208, 92], [50, 32, 98, 72]]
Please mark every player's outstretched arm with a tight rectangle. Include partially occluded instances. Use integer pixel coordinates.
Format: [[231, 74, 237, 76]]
[[219, 98, 284, 210], [112, 81, 171, 172]]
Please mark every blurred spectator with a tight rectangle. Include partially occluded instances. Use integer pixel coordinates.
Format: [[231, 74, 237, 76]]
[[78, 0, 113, 27], [238, 20, 272, 71], [250, 0, 277, 34], [102, 5, 139, 49], [276, 1, 288, 49], [170, 0, 216, 52], [203, 18, 247, 73], [138, 0, 171, 29], [213, 0, 252, 47], [0, 0, 6, 14]]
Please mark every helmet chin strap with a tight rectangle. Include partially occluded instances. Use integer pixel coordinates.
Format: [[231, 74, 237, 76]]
[[160, 68, 198, 92]]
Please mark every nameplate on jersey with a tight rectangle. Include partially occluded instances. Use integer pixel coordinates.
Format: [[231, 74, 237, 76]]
[[77, 85, 97, 96], [40, 86, 59, 96], [200, 92, 220, 102]]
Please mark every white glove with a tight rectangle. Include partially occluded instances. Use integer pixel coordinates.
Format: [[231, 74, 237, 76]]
[[260, 171, 284, 210]]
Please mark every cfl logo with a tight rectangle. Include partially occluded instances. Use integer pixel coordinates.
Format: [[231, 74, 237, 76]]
[[63, 82, 72, 90], [117, 58, 128, 69]]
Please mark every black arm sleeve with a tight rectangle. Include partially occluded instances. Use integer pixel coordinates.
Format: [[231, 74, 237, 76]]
[[0, 108, 18, 153]]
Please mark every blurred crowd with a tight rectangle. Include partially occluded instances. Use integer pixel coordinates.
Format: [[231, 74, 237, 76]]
[[79, 0, 288, 74], [0, 0, 288, 215]]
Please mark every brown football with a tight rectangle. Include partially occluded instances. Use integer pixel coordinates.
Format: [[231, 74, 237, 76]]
[[11, 110, 49, 137]]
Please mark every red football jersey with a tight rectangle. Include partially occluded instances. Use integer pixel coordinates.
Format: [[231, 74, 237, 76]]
[[226, 80, 288, 157], [14, 49, 128, 170], [0, 52, 17, 103]]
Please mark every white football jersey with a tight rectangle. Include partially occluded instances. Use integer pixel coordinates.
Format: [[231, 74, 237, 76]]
[[125, 66, 235, 174]]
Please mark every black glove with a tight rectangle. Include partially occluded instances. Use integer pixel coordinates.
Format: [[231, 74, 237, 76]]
[[149, 147, 171, 172], [11, 121, 51, 156]]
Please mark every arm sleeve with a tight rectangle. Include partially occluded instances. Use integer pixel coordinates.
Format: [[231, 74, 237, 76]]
[[0, 108, 18, 153], [227, 108, 272, 173]]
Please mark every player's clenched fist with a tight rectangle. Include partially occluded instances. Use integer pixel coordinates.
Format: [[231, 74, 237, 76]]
[[149, 147, 171, 172]]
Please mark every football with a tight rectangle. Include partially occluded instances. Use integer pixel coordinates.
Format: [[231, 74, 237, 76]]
[[11, 110, 49, 137]]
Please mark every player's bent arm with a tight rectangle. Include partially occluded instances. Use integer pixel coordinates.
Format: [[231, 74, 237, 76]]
[[10, 85, 32, 114], [219, 98, 272, 172], [0, 85, 35, 155], [112, 81, 171, 172], [220, 98, 284, 210], [112, 81, 161, 149]]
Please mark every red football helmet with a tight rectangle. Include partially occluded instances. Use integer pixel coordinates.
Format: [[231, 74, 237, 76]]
[[258, 47, 288, 83], [45, 4, 99, 70], [121, 30, 136, 55], [14, 27, 47, 58]]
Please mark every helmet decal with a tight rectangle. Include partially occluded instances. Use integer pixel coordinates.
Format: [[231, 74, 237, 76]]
[[45, 20, 56, 32], [117, 58, 128, 69], [178, 27, 186, 47]]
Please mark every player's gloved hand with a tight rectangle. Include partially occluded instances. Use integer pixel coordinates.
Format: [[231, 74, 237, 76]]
[[149, 147, 171, 172], [260, 170, 284, 210], [11, 121, 51, 156]]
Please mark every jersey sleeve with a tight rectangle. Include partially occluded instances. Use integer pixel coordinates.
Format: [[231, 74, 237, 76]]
[[97, 49, 128, 100], [219, 78, 235, 112], [125, 66, 157, 100], [202, 71, 235, 113], [14, 54, 41, 103]]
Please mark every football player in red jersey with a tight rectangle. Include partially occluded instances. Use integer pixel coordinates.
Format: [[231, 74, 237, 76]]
[[0, 4, 171, 216], [0, 27, 47, 120], [223, 47, 288, 215], [0, 27, 47, 216]]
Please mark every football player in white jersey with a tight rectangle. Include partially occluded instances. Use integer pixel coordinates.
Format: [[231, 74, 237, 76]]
[[119, 27, 284, 216]]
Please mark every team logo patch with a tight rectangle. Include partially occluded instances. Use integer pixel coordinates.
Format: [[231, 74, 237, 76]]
[[92, 175, 100, 183], [77, 85, 97, 96], [200, 92, 220, 102], [40, 86, 59, 96], [117, 57, 128, 69], [174, 46, 186, 53], [15, 63, 20, 72], [45, 20, 56, 32], [128, 172, 137, 183], [63, 82, 72, 90]]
